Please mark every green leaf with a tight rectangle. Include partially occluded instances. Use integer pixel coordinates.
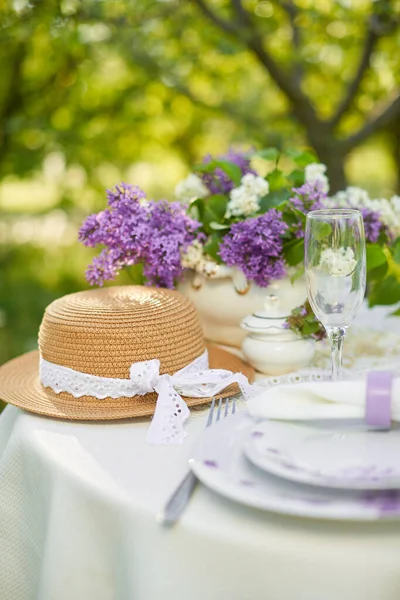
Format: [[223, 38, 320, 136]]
[[314, 222, 332, 241], [368, 275, 400, 307], [287, 169, 305, 187], [252, 147, 280, 162], [216, 161, 242, 186], [259, 189, 291, 213], [366, 244, 387, 270], [367, 262, 388, 283], [393, 239, 400, 264], [266, 168, 288, 190], [283, 238, 304, 266], [194, 160, 242, 186], [188, 197, 205, 221], [290, 265, 304, 284], [302, 321, 320, 335], [209, 222, 230, 231], [289, 206, 306, 224], [204, 233, 223, 264], [282, 211, 299, 227], [366, 244, 388, 282], [202, 194, 229, 233], [207, 194, 228, 219], [285, 148, 318, 168], [304, 313, 317, 323]]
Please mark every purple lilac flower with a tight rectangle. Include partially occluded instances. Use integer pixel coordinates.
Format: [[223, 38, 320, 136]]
[[79, 183, 201, 288], [359, 207, 389, 243], [287, 181, 328, 238], [289, 181, 327, 213], [143, 200, 201, 288], [219, 209, 288, 287], [290, 180, 328, 211], [201, 149, 256, 195]]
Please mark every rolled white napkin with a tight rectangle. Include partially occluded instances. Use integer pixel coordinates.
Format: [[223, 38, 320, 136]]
[[247, 379, 400, 422]]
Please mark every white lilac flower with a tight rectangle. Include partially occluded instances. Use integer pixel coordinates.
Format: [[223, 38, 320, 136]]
[[323, 187, 400, 238], [225, 174, 269, 218], [305, 163, 330, 194], [319, 247, 357, 277], [181, 239, 205, 270], [226, 188, 259, 218], [388, 197, 400, 238], [200, 259, 221, 277], [357, 193, 399, 238], [322, 187, 369, 210], [391, 195, 400, 213], [342, 187, 370, 208], [181, 239, 224, 277], [241, 173, 270, 196], [175, 173, 208, 203]]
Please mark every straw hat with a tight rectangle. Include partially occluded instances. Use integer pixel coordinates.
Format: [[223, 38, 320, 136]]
[[0, 286, 254, 420]]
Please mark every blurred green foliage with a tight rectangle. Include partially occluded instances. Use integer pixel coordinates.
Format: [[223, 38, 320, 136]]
[[0, 0, 400, 367]]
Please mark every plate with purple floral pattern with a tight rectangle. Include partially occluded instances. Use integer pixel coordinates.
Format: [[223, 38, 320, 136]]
[[243, 418, 400, 491], [189, 412, 400, 520]]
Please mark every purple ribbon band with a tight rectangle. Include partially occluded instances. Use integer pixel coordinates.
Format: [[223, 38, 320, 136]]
[[365, 371, 393, 428]]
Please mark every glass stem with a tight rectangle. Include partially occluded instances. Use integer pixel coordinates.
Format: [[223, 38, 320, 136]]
[[326, 326, 346, 381]]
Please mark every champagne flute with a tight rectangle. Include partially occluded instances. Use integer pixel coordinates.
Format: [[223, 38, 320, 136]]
[[305, 209, 366, 380]]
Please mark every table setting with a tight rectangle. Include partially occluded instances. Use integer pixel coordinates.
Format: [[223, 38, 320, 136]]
[[3, 155, 400, 600]]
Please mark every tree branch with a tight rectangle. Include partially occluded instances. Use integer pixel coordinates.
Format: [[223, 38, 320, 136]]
[[344, 94, 400, 149], [274, 0, 302, 85], [191, 0, 237, 35], [286, 5, 302, 85], [0, 44, 26, 164], [230, 0, 248, 24], [330, 26, 378, 128], [193, 0, 320, 131]]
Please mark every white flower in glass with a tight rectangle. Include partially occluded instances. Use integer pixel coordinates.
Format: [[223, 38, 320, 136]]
[[319, 247, 357, 277], [225, 174, 269, 218], [175, 173, 208, 203], [305, 163, 330, 193]]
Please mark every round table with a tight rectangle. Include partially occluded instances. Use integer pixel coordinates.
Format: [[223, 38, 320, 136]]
[[1, 304, 400, 600]]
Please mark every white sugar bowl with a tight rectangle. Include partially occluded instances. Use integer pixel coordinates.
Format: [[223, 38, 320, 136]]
[[240, 312, 316, 376]]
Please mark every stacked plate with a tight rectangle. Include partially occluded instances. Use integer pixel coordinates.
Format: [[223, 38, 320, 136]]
[[189, 411, 400, 521]]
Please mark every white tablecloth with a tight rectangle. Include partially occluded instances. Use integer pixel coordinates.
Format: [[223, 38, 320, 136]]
[[2, 304, 400, 600]]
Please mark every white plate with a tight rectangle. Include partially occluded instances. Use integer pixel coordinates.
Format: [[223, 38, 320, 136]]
[[190, 412, 400, 521], [243, 419, 400, 490]]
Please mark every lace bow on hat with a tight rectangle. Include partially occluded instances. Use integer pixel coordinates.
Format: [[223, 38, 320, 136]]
[[40, 350, 255, 444]]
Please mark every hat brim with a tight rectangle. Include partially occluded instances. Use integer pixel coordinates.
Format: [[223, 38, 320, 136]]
[[0, 345, 254, 420]]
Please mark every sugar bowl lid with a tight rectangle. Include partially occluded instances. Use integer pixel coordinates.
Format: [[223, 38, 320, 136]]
[[240, 311, 288, 332]]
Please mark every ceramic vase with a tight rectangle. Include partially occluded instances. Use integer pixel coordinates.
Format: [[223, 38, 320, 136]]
[[177, 268, 307, 348]]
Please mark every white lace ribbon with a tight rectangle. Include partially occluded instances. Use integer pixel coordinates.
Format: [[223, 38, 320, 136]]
[[39, 351, 255, 445]]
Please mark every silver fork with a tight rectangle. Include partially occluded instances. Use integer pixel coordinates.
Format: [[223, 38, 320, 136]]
[[157, 396, 237, 526]]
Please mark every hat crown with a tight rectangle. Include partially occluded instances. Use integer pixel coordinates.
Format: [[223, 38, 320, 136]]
[[39, 286, 205, 378]]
